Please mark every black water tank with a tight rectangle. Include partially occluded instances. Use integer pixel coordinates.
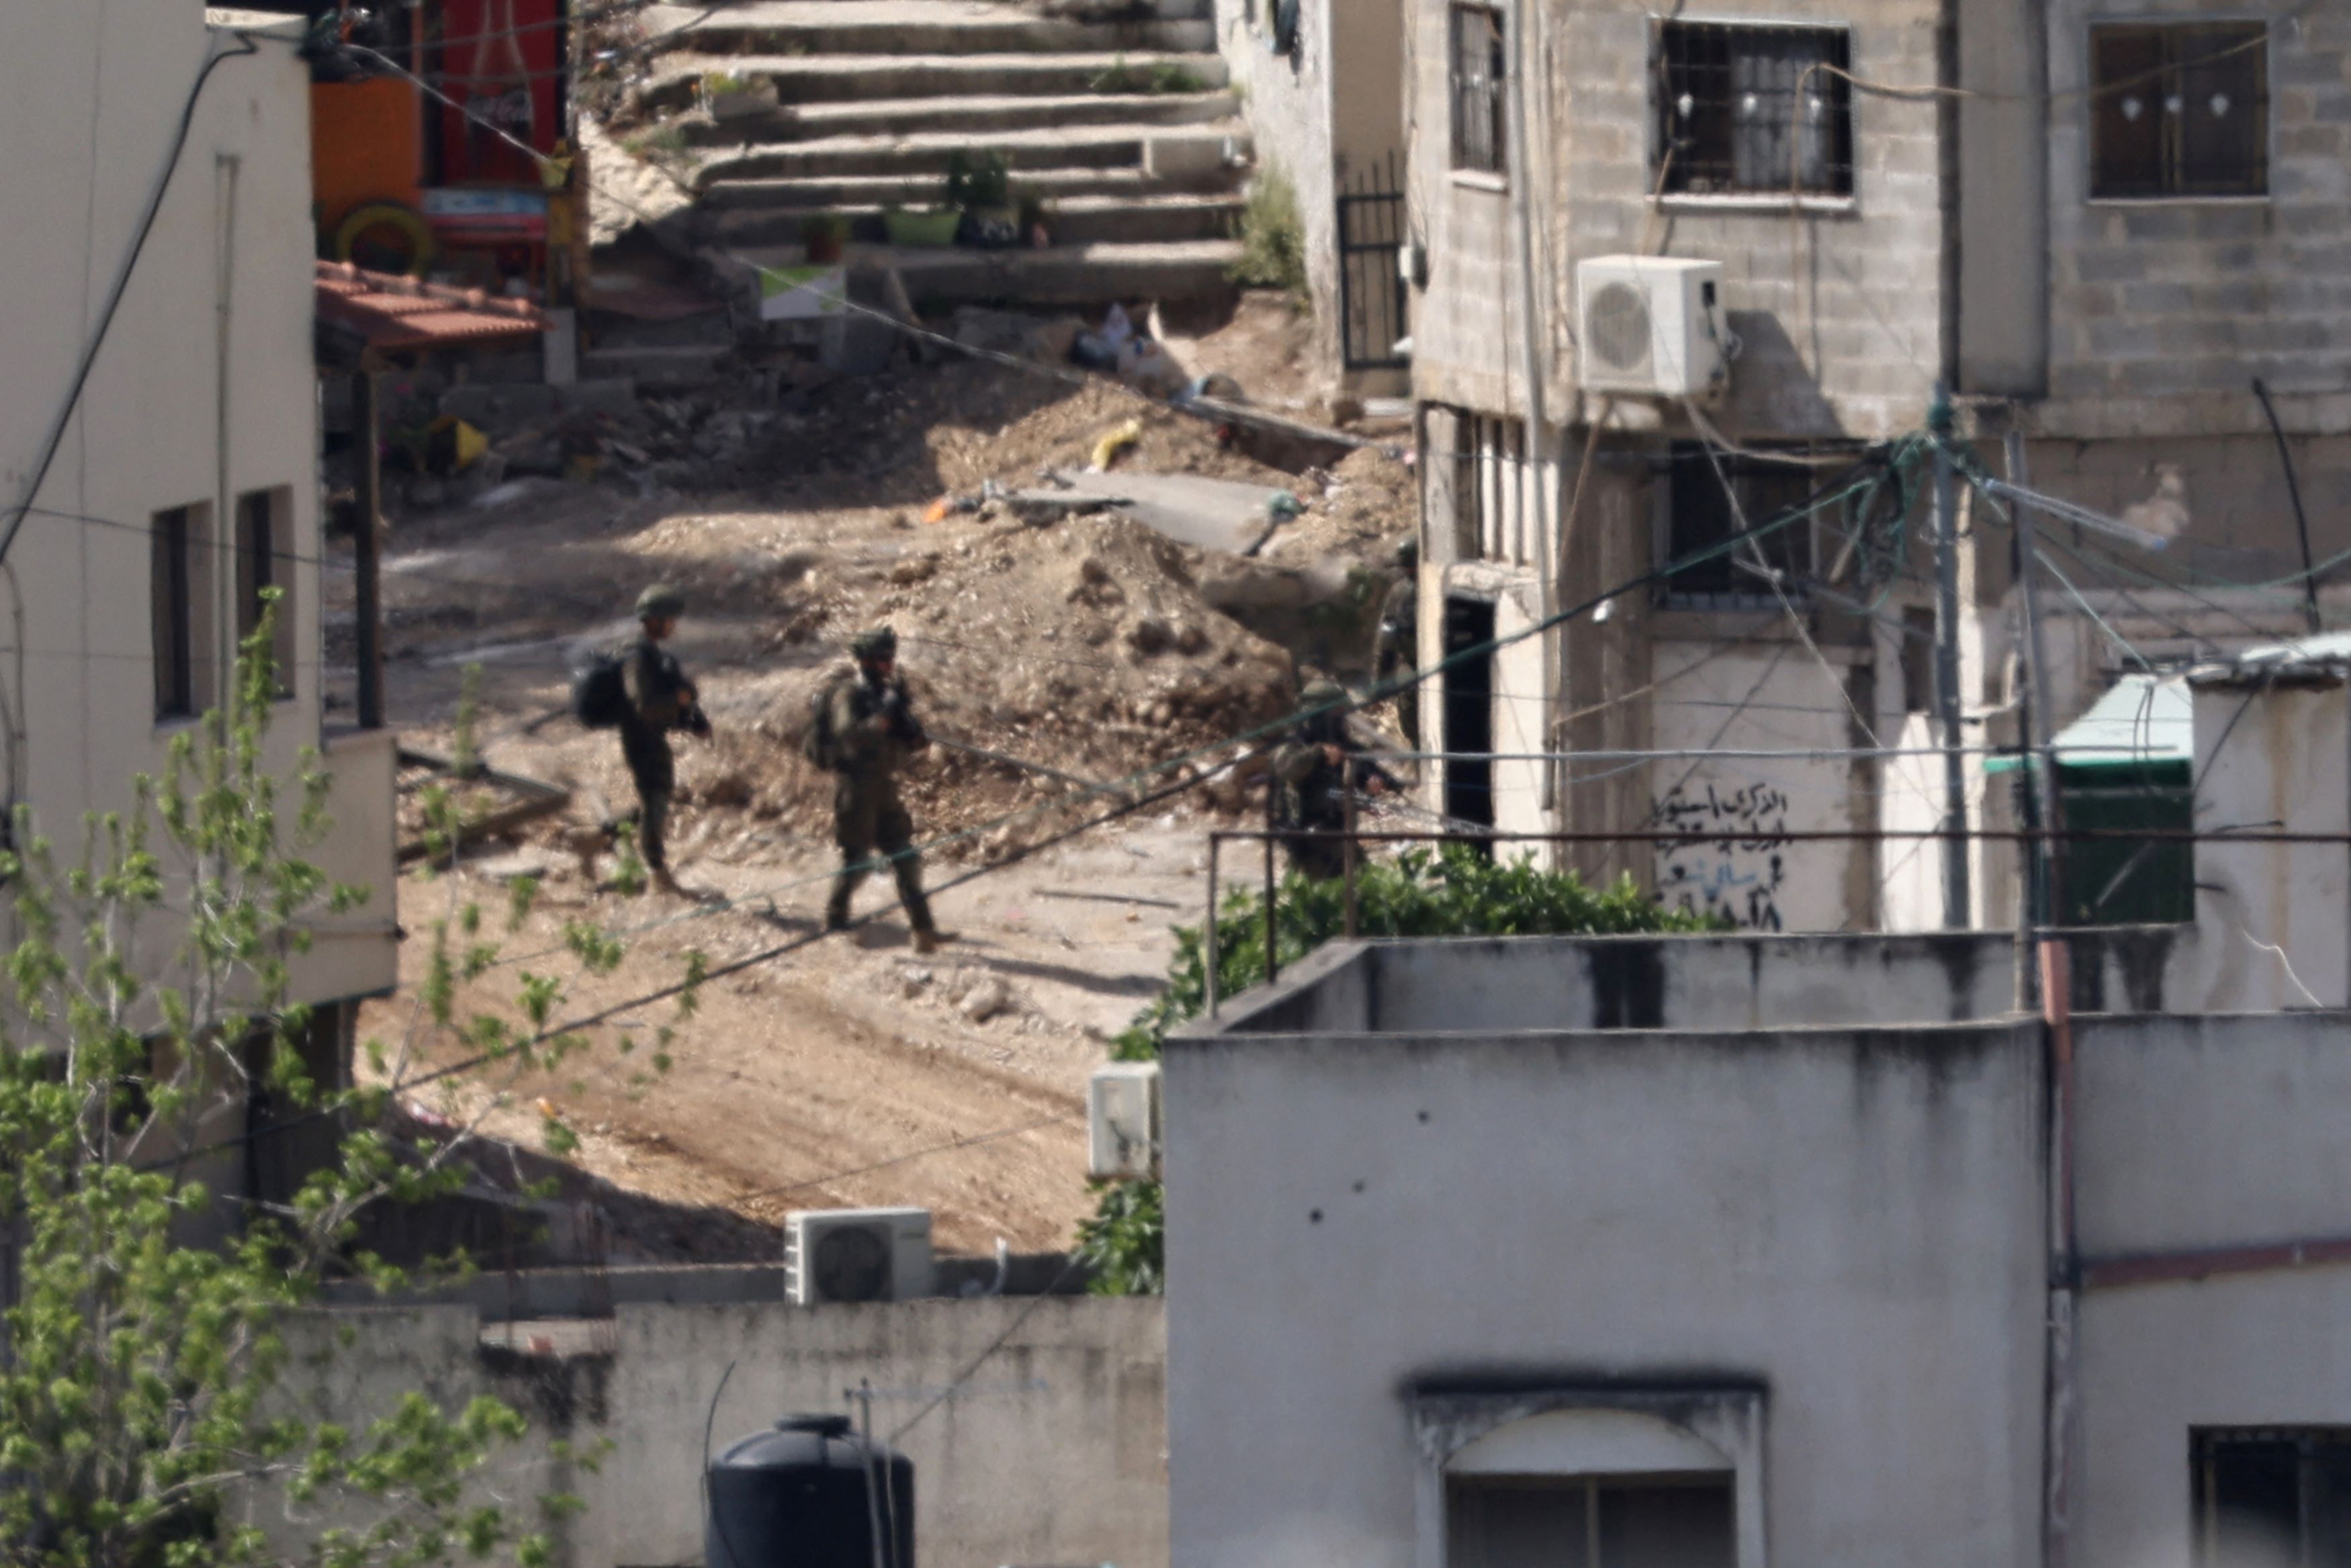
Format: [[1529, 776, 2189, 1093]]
[[705, 1414, 915, 1568]]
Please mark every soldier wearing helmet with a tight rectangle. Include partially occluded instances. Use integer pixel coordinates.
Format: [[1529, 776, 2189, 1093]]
[[813, 627, 953, 952], [613, 582, 707, 897], [1374, 534, 1421, 746], [1271, 680, 1396, 880]]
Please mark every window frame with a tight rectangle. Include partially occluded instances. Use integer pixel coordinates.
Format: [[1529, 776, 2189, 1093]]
[[1449, 3, 1507, 179], [1411, 1385, 1768, 1568], [2086, 19, 2269, 202], [1652, 18, 1856, 201], [1654, 442, 1834, 610], [2192, 1426, 2351, 1567], [150, 504, 216, 725]]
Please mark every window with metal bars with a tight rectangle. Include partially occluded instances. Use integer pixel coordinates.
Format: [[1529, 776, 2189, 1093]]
[[1450, 5, 1506, 175], [1660, 444, 1820, 606], [2090, 24, 2267, 199], [1654, 21, 1854, 197], [2192, 1428, 2351, 1567]]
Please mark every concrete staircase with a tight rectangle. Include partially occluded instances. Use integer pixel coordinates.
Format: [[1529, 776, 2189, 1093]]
[[639, 0, 1250, 313]]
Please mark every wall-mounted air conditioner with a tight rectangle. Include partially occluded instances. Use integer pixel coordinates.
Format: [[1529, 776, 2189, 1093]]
[[1088, 1061, 1161, 1180], [1573, 255, 1728, 398], [784, 1207, 933, 1305]]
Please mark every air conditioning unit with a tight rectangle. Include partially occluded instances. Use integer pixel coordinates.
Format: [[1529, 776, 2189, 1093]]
[[784, 1207, 933, 1305], [1088, 1061, 1161, 1180], [1574, 255, 1728, 398]]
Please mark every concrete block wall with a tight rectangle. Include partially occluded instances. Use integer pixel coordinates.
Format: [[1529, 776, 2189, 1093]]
[[251, 1297, 1169, 1568], [1407, 0, 1948, 439], [2043, 0, 2351, 439]]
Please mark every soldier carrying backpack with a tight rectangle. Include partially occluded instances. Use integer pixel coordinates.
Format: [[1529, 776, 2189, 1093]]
[[572, 583, 709, 896], [806, 627, 954, 953]]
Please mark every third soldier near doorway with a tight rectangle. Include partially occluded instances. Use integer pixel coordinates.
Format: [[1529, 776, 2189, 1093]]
[[811, 627, 955, 953], [1272, 680, 1396, 880]]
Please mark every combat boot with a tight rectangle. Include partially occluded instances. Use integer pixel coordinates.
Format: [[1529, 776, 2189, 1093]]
[[913, 928, 958, 955]]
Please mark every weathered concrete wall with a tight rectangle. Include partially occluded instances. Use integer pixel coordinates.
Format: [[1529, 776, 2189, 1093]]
[[1215, 0, 1342, 376], [2191, 674, 2350, 1009], [2073, 1011, 2351, 1568], [1647, 637, 1872, 931], [0, 5, 397, 1003], [2043, 0, 2351, 441], [254, 1297, 1167, 1568], [1162, 1019, 2047, 1568], [602, 1298, 1167, 1568], [1408, 0, 1945, 436]]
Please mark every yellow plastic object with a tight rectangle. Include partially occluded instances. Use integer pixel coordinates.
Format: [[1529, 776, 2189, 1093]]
[[335, 201, 436, 277], [1092, 417, 1145, 471], [425, 416, 490, 472]]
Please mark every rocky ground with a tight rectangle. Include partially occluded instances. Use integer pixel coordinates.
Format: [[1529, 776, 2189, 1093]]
[[336, 306, 1416, 1262]]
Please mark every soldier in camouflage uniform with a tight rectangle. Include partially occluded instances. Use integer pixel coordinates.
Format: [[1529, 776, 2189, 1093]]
[[1272, 680, 1394, 880], [615, 582, 707, 897], [818, 627, 954, 952]]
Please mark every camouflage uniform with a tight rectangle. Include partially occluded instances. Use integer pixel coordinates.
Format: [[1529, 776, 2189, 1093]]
[[1272, 682, 1396, 880], [616, 584, 699, 877], [822, 630, 938, 936]]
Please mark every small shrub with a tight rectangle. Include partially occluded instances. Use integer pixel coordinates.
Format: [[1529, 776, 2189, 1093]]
[[1073, 847, 1724, 1292], [1230, 165, 1308, 306]]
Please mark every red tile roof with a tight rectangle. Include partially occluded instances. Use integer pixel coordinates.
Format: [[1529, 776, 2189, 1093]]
[[315, 261, 549, 352]]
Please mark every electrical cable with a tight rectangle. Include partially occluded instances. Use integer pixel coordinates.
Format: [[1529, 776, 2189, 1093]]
[[0, 32, 262, 567]]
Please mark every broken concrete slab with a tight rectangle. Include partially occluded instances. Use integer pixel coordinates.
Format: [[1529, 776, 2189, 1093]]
[[1051, 468, 1289, 554]]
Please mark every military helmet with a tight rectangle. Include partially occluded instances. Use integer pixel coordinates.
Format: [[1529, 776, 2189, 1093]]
[[852, 626, 899, 661], [635, 583, 686, 620], [1300, 680, 1347, 708]]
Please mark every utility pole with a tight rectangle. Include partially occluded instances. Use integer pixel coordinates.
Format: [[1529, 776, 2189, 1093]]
[[2006, 428, 2061, 941], [1932, 390, 1970, 930]]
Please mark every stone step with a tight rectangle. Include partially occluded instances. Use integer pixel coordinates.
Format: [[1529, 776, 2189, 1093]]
[[673, 89, 1240, 148], [707, 189, 1243, 248], [731, 238, 1243, 308], [577, 342, 736, 387], [700, 165, 1221, 211], [694, 121, 1247, 188], [642, 0, 1214, 58], [643, 50, 1229, 111]]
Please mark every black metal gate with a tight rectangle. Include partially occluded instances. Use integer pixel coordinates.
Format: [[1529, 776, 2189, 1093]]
[[1337, 155, 1409, 370]]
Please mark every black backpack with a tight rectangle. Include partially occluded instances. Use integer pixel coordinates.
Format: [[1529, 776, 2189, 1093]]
[[802, 680, 846, 770], [570, 649, 630, 729]]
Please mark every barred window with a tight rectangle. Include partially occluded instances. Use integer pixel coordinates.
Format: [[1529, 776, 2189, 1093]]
[[1655, 21, 1854, 197], [1660, 444, 1819, 607], [1450, 5, 1505, 175], [2090, 24, 2266, 199]]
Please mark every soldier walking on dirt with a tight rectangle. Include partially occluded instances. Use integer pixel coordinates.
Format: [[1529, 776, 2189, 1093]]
[[615, 583, 707, 897], [811, 627, 955, 953], [1272, 680, 1395, 880]]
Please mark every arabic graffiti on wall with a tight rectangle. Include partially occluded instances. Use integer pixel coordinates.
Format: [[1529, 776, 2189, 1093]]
[[1654, 779, 1791, 931]]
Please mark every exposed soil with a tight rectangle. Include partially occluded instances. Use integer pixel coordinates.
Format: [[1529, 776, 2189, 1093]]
[[343, 332, 1413, 1258]]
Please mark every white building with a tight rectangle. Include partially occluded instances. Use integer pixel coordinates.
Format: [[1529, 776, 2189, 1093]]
[[1163, 660, 2351, 1568], [0, 5, 398, 1197]]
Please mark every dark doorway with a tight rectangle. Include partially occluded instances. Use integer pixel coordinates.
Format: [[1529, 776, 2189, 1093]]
[[1443, 596, 1497, 851]]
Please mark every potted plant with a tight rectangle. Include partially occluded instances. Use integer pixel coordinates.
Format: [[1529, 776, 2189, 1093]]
[[882, 206, 963, 248], [799, 212, 848, 264], [701, 70, 779, 122], [946, 148, 1020, 249]]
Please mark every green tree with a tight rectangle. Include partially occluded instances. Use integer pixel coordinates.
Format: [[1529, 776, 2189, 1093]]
[[1073, 847, 1718, 1294], [0, 602, 664, 1568]]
